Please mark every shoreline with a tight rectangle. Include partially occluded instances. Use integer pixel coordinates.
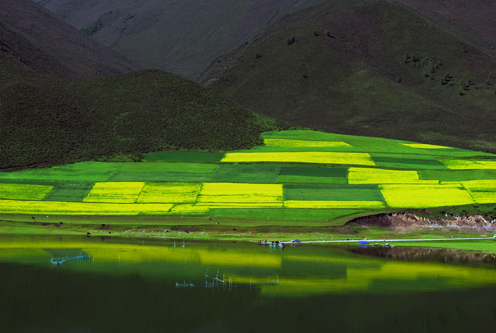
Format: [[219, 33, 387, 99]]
[[1, 212, 495, 253]]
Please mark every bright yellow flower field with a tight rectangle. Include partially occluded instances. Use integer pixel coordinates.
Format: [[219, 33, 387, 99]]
[[0, 184, 53, 200], [221, 152, 375, 165], [0, 200, 173, 215], [380, 184, 475, 208], [84, 182, 145, 203], [137, 182, 201, 203]]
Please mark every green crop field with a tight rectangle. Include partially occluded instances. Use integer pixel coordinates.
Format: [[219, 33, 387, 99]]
[[2, 130, 496, 221]]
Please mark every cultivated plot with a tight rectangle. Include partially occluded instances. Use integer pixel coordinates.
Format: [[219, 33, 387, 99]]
[[221, 152, 375, 165], [0, 184, 53, 200], [137, 183, 201, 203], [380, 184, 475, 208], [83, 182, 145, 203]]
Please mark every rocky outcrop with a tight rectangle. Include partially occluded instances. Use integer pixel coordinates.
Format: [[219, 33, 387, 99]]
[[346, 212, 496, 233]]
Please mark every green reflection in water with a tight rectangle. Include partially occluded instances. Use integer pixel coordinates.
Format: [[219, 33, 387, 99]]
[[1, 235, 496, 297], [1, 235, 496, 332]]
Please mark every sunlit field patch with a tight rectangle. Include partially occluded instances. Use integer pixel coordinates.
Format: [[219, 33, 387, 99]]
[[0, 200, 173, 215], [457, 180, 496, 191], [264, 138, 352, 148], [168, 204, 209, 215], [221, 152, 375, 165], [469, 192, 496, 204], [441, 159, 496, 169], [197, 183, 283, 204], [401, 143, 452, 149], [137, 182, 201, 203], [0, 184, 53, 200], [83, 182, 145, 203], [348, 168, 439, 184], [380, 184, 475, 208], [284, 200, 385, 209]]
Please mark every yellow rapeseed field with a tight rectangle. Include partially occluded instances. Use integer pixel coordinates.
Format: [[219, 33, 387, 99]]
[[83, 182, 145, 203], [469, 192, 496, 204], [168, 204, 210, 214], [137, 182, 201, 203], [221, 152, 375, 165], [0, 184, 53, 200], [440, 159, 496, 169], [198, 183, 283, 204], [401, 143, 452, 149], [284, 200, 385, 209], [263, 138, 352, 147], [0, 200, 173, 215], [349, 168, 421, 184], [380, 184, 475, 208]]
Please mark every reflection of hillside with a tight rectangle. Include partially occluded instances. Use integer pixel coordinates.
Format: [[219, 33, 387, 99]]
[[1, 236, 496, 297]]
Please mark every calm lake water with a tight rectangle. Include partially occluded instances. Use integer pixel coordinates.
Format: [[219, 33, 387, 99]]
[[1, 235, 496, 332]]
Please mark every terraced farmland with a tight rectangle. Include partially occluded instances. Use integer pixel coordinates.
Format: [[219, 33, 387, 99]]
[[1, 130, 496, 221]]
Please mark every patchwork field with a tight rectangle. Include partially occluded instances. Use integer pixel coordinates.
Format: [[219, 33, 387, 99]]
[[2, 130, 496, 220]]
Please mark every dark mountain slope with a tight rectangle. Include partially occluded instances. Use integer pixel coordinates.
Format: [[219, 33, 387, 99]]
[[0, 0, 141, 78], [200, 0, 496, 153], [34, 0, 325, 78], [391, 0, 496, 59], [0, 65, 287, 169], [0, 2, 288, 170]]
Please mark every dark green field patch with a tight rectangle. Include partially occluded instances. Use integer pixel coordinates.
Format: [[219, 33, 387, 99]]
[[108, 172, 212, 182], [0, 162, 118, 182], [277, 166, 347, 184], [372, 157, 447, 170], [284, 185, 383, 201], [208, 208, 363, 221], [43, 182, 95, 202], [142, 152, 225, 163], [418, 169, 496, 182], [209, 164, 281, 183], [117, 162, 217, 173]]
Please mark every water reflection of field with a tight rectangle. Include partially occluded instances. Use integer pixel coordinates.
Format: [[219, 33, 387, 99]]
[[1, 236, 496, 297]]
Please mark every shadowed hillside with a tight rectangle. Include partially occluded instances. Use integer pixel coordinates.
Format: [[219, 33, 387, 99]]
[[200, 0, 496, 153], [0, 0, 141, 78], [0, 2, 288, 170], [34, 0, 325, 78]]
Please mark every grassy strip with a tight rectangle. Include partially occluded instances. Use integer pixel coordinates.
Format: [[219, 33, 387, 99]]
[[264, 138, 352, 147], [142, 151, 225, 162], [419, 169, 496, 182]]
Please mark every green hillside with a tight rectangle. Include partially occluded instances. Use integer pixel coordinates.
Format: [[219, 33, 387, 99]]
[[2, 130, 496, 222], [200, 0, 496, 153], [0, 58, 287, 169]]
